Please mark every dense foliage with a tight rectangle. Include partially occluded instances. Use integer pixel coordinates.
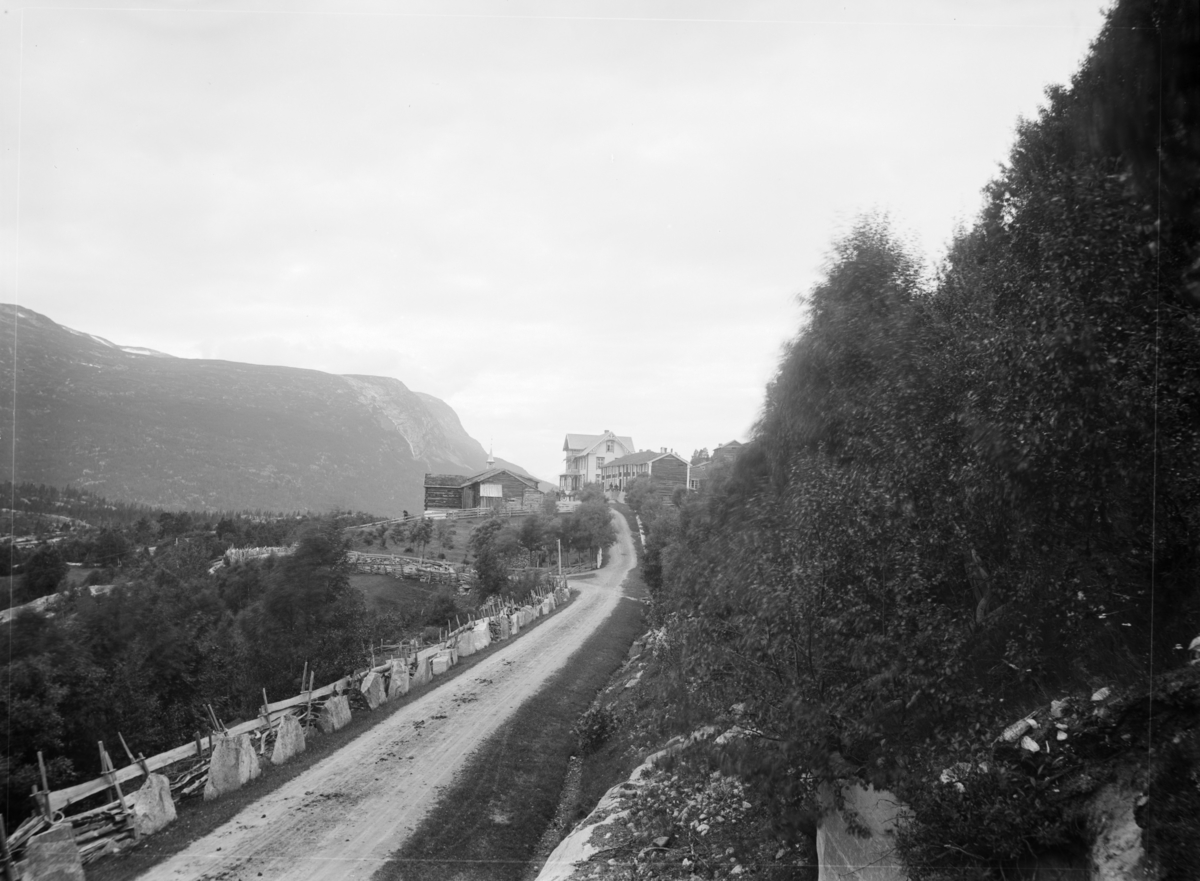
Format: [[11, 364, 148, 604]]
[[0, 521, 388, 823], [646, 0, 1200, 873]]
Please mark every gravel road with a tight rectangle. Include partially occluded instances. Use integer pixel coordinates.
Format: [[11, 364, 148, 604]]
[[137, 509, 635, 881]]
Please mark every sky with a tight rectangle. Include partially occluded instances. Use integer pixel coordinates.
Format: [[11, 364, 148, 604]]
[[0, 0, 1112, 488]]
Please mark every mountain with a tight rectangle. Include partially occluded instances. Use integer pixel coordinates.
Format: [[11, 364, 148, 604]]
[[0, 305, 541, 516]]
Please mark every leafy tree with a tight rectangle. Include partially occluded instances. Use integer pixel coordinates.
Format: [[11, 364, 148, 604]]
[[578, 482, 607, 505], [516, 514, 545, 567], [409, 519, 434, 560], [16, 544, 67, 604]]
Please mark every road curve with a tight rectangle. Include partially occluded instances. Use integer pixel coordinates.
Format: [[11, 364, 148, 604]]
[[137, 509, 636, 881]]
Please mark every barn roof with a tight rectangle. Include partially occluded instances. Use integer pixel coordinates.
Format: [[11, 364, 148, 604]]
[[424, 473, 468, 487], [604, 450, 686, 467], [462, 468, 540, 490]]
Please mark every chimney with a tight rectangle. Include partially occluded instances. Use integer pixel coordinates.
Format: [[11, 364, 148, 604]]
[[661, 447, 667, 453]]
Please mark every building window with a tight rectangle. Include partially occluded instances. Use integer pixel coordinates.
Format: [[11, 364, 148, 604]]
[[606, 441, 614, 452], [597, 457, 605, 466]]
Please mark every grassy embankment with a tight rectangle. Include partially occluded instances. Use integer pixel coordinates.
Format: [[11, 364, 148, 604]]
[[375, 513, 648, 881], [84, 596, 569, 881]]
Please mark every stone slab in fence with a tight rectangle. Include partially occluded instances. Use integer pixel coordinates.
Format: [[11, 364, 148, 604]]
[[22, 822, 85, 881], [129, 773, 176, 837], [318, 696, 351, 734], [431, 654, 451, 676], [361, 671, 386, 710], [204, 733, 262, 801], [412, 658, 432, 688], [271, 715, 306, 766], [456, 631, 477, 658], [388, 659, 410, 699]]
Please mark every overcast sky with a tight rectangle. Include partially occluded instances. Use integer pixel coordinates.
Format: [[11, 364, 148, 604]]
[[0, 0, 1110, 488]]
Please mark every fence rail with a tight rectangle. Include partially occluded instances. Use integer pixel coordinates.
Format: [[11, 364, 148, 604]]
[[11, 578, 572, 874]]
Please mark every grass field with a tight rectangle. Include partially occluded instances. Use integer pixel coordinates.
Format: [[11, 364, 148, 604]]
[[349, 572, 455, 615], [375, 577, 648, 880]]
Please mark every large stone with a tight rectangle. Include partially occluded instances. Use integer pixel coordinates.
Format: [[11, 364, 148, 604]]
[[468, 624, 487, 652], [456, 630, 476, 658], [270, 714, 306, 765], [431, 653, 451, 675], [128, 772, 176, 837], [509, 614, 521, 636], [360, 670, 386, 709], [22, 822, 84, 881], [816, 783, 907, 881], [317, 695, 351, 734], [387, 658, 410, 699], [203, 733, 261, 801], [1087, 781, 1148, 879], [411, 657, 432, 687]]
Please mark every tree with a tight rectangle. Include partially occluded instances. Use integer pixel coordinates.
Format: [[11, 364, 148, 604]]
[[578, 482, 607, 505], [435, 519, 454, 551], [16, 544, 68, 604], [468, 519, 520, 598], [409, 519, 434, 560], [516, 514, 545, 567], [690, 448, 710, 465]]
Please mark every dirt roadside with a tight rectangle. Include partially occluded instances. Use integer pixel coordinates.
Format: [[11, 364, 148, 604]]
[[134, 510, 635, 881]]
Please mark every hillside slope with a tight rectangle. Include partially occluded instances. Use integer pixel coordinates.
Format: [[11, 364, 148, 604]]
[[0, 305, 531, 515]]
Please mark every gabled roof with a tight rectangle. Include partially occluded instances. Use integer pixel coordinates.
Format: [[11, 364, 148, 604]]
[[563, 433, 635, 454], [603, 450, 687, 468], [425, 473, 467, 488], [463, 468, 540, 490]]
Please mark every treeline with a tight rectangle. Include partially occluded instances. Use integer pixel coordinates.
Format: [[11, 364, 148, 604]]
[[0, 522, 388, 821], [2, 482, 383, 604], [640, 0, 1200, 875], [1, 481, 381, 535]]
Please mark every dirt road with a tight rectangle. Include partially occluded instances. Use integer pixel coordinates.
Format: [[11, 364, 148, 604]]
[[138, 509, 636, 881]]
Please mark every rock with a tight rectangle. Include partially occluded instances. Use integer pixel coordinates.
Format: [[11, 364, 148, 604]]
[[816, 782, 907, 881], [271, 714, 306, 765], [317, 695, 351, 734], [1092, 687, 1112, 702], [360, 671, 386, 709], [1051, 699, 1069, 717], [203, 733, 261, 801], [1001, 718, 1035, 743], [411, 657, 432, 687], [1087, 781, 1148, 879], [128, 773, 176, 836], [1021, 735, 1042, 753], [387, 658, 410, 699], [23, 822, 84, 881]]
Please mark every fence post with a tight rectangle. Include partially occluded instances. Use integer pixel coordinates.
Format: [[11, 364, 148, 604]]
[[35, 752, 52, 821], [99, 742, 137, 840], [0, 813, 14, 881]]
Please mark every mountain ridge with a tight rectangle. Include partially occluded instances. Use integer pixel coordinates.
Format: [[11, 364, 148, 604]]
[[0, 304, 541, 515]]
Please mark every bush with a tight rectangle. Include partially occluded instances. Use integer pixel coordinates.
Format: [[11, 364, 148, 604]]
[[573, 703, 621, 754]]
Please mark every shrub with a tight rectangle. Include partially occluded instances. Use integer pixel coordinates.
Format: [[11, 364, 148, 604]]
[[573, 703, 621, 754]]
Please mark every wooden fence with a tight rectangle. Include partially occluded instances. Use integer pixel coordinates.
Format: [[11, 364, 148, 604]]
[[4, 578, 572, 873]]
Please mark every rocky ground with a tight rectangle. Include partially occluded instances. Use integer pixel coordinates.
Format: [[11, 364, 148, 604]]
[[535, 631, 817, 881]]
